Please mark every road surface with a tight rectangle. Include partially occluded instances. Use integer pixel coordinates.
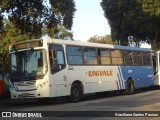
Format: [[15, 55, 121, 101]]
[[0, 87, 160, 120]]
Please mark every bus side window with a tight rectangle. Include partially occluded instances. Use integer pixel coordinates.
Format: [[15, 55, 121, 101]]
[[123, 51, 133, 65], [111, 49, 123, 65]]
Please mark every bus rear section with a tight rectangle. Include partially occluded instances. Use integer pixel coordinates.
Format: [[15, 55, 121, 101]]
[[153, 50, 160, 86], [65, 45, 154, 98]]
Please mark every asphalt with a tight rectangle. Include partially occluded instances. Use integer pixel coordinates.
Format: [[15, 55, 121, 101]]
[[0, 93, 12, 105], [0, 86, 159, 105], [0, 95, 38, 105], [0, 90, 21, 105]]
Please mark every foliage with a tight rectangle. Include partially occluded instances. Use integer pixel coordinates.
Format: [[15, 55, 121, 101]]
[[101, 0, 160, 50], [0, 0, 76, 70], [53, 26, 73, 40], [42, 25, 74, 40], [50, 0, 76, 30], [0, 20, 30, 70], [0, 0, 76, 38], [138, 0, 160, 49], [88, 35, 118, 45]]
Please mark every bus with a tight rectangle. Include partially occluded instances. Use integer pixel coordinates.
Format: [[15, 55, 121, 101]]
[[153, 50, 160, 86], [9, 39, 154, 102]]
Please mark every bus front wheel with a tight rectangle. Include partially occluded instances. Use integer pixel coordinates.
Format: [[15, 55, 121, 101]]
[[70, 83, 83, 102]]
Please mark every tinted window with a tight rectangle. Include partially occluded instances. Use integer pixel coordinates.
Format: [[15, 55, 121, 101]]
[[83, 47, 98, 65], [123, 51, 133, 65], [99, 49, 111, 64], [111, 50, 123, 65], [142, 52, 151, 65], [132, 51, 142, 65], [66, 46, 83, 65]]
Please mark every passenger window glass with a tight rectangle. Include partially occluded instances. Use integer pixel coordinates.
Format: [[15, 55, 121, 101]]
[[83, 47, 98, 65], [66, 46, 83, 65], [111, 50, 123, 65], [132, 51, 142, 65], [123, 51, 133, 65], [142, 52, 151, 65], [99, 49, 111, 64]]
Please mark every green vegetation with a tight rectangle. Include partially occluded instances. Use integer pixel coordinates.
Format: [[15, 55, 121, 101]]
[[88, 35, 118, 45], [101, 0, 160, 49], [0, 0, 76, 70]]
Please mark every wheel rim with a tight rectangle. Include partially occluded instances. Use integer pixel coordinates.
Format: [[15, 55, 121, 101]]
[[73, 88, 80, 98]]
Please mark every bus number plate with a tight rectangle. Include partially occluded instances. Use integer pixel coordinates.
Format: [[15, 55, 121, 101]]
[[22, 93, 29, 97]]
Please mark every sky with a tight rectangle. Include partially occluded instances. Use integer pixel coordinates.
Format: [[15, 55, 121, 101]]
[[72, 0, 111, 42], [72, 0, 150, 48]]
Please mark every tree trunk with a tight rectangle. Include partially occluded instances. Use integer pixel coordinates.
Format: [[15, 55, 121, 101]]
[[151, 30, 159, 50]]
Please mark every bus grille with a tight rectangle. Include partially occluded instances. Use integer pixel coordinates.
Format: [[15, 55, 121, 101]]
[[16, 81, 36, 86]]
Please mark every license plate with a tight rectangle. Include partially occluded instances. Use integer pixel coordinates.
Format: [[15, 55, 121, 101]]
[[22, 93, 29, 97]]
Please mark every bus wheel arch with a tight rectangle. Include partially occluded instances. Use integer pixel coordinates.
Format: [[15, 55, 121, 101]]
[[70, 80, 84, 102], [124, 78, 135, 95]]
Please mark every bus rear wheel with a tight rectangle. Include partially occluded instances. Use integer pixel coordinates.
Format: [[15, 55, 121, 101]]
[[70, 83, 83, 102], [124, 80, 134, 95]]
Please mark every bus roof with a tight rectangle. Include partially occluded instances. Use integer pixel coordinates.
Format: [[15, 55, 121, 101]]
[[46, 38, 150, 52], [11, 38, 151, 52]]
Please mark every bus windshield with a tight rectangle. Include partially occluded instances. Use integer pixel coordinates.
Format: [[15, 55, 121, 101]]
[[10, 49, 47, 82]]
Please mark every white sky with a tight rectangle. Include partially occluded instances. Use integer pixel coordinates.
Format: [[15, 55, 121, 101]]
[[72, 0, 111, 42]]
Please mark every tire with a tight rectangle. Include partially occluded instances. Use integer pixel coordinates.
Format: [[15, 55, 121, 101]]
[[70, 83, 83, 102], [124, 80, 134, 95]]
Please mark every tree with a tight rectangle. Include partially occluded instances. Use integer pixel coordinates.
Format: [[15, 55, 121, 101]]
[[0, 0, 76, 39], [42, 0, 76, 38], [101, 0, 160, 50], [0, 20, 30, 70], [42, 24, 74, 40], [0, 0, 76, 70], [88, 35, 118, 44], [139, 0, 160, 49], [53, 26, 73, 40]]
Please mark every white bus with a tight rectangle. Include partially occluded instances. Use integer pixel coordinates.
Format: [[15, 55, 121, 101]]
[[153, 50, 160, 86], [9, 39, 154, 102]]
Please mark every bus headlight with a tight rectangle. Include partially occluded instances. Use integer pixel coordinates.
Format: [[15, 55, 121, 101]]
[[40, 84, 43, 88], [39, 81, 47, 88], [43, 82, 46, 85], [9, 85, 15, 91]]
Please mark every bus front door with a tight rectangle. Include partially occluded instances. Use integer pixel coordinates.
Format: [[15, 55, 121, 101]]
[[49, 44, 68, 97]]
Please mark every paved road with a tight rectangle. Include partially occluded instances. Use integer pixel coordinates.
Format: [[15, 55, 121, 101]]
[[0, 88, 160, 120]]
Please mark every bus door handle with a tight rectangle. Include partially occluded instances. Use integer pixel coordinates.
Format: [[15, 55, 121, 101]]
[[68, 66, 74, 70]]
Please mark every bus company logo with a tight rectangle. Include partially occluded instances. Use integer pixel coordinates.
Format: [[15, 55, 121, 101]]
[[2, 112, 11, 117], [86, 70, 113, 77], [1, 112, 42, 118]]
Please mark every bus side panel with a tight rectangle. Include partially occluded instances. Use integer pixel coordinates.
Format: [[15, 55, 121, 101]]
[[67, 66, 97, 94], [120, 66, 154, 89], [67, 66, 121, 94]]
